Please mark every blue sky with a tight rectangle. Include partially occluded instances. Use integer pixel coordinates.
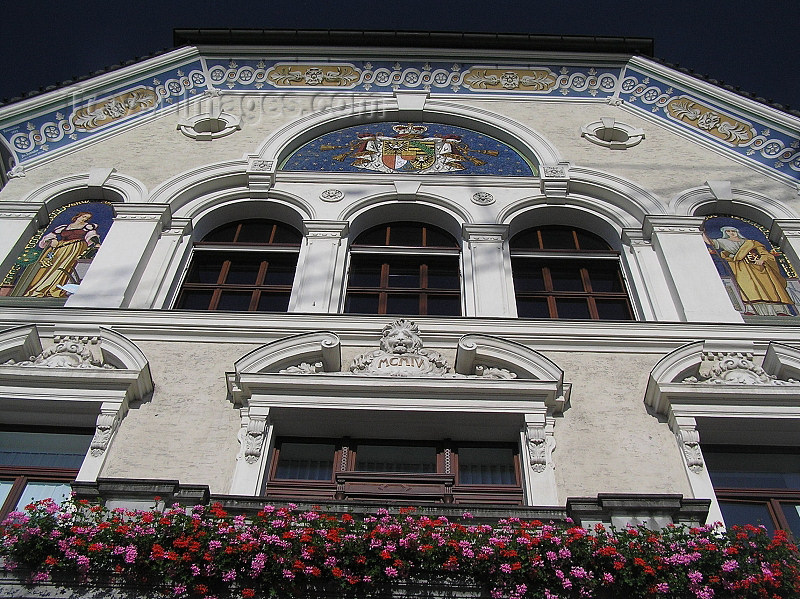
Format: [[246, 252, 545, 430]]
[[2, 1, 797, 111]]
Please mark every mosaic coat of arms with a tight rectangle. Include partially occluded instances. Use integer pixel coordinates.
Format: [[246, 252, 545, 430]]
[[282, 122, 536, 176]]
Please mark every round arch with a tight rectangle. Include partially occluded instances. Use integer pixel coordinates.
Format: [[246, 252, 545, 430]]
[[341, 193, 469, 243], [671, 185, 798, 226], [253, 97, 562, 170], [20, 169, 147, 213]]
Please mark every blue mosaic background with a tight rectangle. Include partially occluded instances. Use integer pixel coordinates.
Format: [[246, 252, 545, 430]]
[[282, 122, 536, 176]]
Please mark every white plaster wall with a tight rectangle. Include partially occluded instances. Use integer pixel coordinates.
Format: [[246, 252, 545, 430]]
[[544, 350, 691, 502], [461, 99, 797, 210], [100, 340, 258, 494]]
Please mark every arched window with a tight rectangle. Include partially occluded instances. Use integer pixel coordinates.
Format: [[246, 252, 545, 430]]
[[510, 225, 633, 320], [176, 219, 301, 312], [345, 222, 461, 316]]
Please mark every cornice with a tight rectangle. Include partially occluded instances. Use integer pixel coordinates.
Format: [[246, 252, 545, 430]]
[[0, 307, 798, 353]]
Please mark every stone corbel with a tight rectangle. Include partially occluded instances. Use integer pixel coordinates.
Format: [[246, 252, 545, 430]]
[[243, 416, 269, 464], [676, 424, 704, 473], [540, 162, 570, 200], [525, 417, 556, 473], [90, 410, 121, 457], [246, 157, 275, 198]]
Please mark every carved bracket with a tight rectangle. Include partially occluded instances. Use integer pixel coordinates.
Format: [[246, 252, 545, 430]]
[[90, 411, 121, 457], [677, 427, 704, 473], [525, 420, 556, 473], [240, 417, 269, 464]]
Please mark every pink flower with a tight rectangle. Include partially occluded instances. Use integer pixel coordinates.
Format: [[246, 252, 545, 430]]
[[655, 582, 670, 593], [500, 563, 512, 573], [384, 566, 399, 578], [721, 559, 738, 572]]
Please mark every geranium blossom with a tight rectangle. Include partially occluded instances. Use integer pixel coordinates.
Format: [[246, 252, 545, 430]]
[[0, 498, 798, 599]]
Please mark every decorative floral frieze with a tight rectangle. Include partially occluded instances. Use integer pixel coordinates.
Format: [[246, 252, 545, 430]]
[[682, 351, 799, 385], [463, 68, 557, 91], [3, 335, 114, 369], [666, 97, 754, 146], [266, 64, 361, 88], [71, 87, 158, 132]]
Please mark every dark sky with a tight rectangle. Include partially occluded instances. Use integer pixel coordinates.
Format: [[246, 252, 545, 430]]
[[2, 1, 798, 111]]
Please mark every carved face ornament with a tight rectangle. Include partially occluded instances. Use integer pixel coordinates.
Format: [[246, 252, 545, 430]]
[[379, 320, 423, 355]]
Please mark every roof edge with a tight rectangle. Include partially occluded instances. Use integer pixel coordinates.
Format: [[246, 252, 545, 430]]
[[173, 29, 654, 57]]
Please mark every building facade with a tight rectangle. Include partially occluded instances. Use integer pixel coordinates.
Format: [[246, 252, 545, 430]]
[[1, 31, 799, 554]]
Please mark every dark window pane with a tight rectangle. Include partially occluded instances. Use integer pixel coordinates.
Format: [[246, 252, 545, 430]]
[[217, 291, 253, 311], [539, 226, 577, 250], [587, 263, 624, 292], [354, 225, 388, 246], [718, 501, 775, 534], [225, 256, 262, 285], [516, 297, 550, 318], [427, 294, 461, 316], [186, 257, 225, 284], [355, 445, 436, 473], [549, 265, 585, 291], [595, 299, 632, 320], [706, 451, 800, 489], [780, 503, 800, 538], [427, 259, 460, 289], [424, 226, 458, 248], [236, 221, 273, 243], [512, 259, 545, 291], [0, 431, 92, 469], [388, 223, 422, 246], [510, 229, 541, 250], [271, 225, 302, 245], [177, 290, 213, 310], [556, 298, 591, 319], [264, 258, 297, 286], [458, 447, 516, 485], [575, 230, 610, 251], [348, 258, 383, 288], [345, 294, 379, 314], [387, 264, 421, 288], [202, 222, 238, 243], [257, 293, 290, 312], [275, 442, 335, 480], [386, 294, 420, 315]]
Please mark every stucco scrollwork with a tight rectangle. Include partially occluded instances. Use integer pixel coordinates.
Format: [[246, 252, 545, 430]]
[[279, 362, 324, 374], [474, 364, 517, 379], [683, 351, 799, 385], [3, 335, 114, 369]]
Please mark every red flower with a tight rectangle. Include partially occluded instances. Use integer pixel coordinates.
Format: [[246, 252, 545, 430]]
[[242, 589, 255, 598], [194, 584, 208, 595]]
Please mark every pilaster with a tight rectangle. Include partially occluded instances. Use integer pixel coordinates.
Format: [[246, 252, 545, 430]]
[[290, 220, 349, 313], [66, 204, 171, 308], [462, 224, 514, 317], [521, 412, 558, 506], [644, 216, 742, 323]]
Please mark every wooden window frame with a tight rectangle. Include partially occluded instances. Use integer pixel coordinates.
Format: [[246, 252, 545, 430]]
[[265, 438, 522, 505], [175, 219, 301, 312], [345, 223, 461, 316], [511, 226, 633, 320]]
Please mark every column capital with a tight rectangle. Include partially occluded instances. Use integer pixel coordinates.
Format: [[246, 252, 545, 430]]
[[303, 220, 349, 239], [462, 223, 509, 242], [113, 203, 171, 225], [643, 216, 705, 240]]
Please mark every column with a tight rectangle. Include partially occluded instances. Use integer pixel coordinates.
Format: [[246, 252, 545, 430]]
[[229, 406, 273, 495], [671, 415, 724, 525], [462, 224, 515, 317], [0, 203, 47, 294], [289, 220, 349, 313], [66, 204, 170, 308], [521, 412, 558, 506], [644, 216, 741, 322]]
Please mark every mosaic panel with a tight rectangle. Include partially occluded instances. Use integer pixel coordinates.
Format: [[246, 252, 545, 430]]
[[1, 201, 114, 298], [702, 215, 800, 317], [282, 122, 536, 176], [622, 66, 800, 177]]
